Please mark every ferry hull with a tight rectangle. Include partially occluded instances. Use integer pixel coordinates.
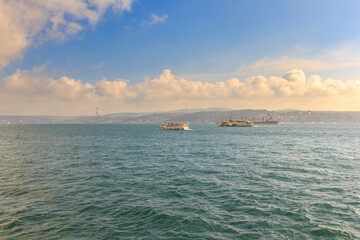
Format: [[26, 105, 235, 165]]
[[159, 123, 189, 130], [217, 113, 253, 127], [159, 126, 189, 130], [217, 122, 253, 127]]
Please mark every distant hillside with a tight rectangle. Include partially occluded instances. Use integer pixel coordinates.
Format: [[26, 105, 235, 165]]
[[168, 108, 232, 113], [1, 109, 360, 124]]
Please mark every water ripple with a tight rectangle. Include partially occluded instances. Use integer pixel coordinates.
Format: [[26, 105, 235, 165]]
[[0, 124, 359, 239]]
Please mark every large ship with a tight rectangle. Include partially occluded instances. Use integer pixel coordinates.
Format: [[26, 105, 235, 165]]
[[217, 113, 253, 127], [253, 116, 279, 124], [159, 122, 189, 130]]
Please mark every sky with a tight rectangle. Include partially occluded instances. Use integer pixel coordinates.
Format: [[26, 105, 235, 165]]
[[1, 0, 360, 115]]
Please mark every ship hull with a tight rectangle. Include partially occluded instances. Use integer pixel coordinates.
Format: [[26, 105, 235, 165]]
[[159, 123, 189, 130], [217, 122, 253, 127], [217, 113, 253, 127]]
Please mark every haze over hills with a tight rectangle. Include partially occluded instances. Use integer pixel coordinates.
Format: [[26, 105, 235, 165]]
[[1, 109, 360, 124]]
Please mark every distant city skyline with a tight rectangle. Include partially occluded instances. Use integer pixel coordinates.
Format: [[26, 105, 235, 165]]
[[1, 0, 360, 115]]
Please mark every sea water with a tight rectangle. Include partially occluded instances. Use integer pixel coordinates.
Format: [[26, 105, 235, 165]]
[[0, 124, 359, 239]]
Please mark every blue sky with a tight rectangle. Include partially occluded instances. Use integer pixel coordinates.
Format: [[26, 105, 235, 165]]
[[1, 0, 360, 114], [3, 0, 360, 83]]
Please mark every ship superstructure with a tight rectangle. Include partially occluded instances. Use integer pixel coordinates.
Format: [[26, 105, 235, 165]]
[[159, 122, 189, 130], [253, 116, 279, 124], [217, 113, 253, 127]]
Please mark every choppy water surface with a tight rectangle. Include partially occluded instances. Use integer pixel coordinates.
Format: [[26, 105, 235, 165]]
[[0, 124, 359, 239]]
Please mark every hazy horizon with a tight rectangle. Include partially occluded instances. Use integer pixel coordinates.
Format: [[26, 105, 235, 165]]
[[2, 107, 360, 118]]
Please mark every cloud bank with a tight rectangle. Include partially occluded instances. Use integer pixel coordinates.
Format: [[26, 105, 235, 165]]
[[0, 0, 133, 69], [1, 68, 360, 115], [240, 39, 360, 76]]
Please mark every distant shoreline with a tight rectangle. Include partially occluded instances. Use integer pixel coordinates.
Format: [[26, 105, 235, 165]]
[[1, 109, 360, 124]]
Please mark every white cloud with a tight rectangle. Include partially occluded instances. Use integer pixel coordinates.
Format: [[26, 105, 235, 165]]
[[240, 39, 360, 76], [142, 14, 168, 26], [0, 0, 133, 69], [248, 57, 331, 72], [245, 56, 360, 74], [0, 68, 94, 100], [1, 68, 360, 115]]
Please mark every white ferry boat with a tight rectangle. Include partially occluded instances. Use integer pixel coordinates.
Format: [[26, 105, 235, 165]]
[[159, 122, 189, 130], [217, 113, 253, 127]]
